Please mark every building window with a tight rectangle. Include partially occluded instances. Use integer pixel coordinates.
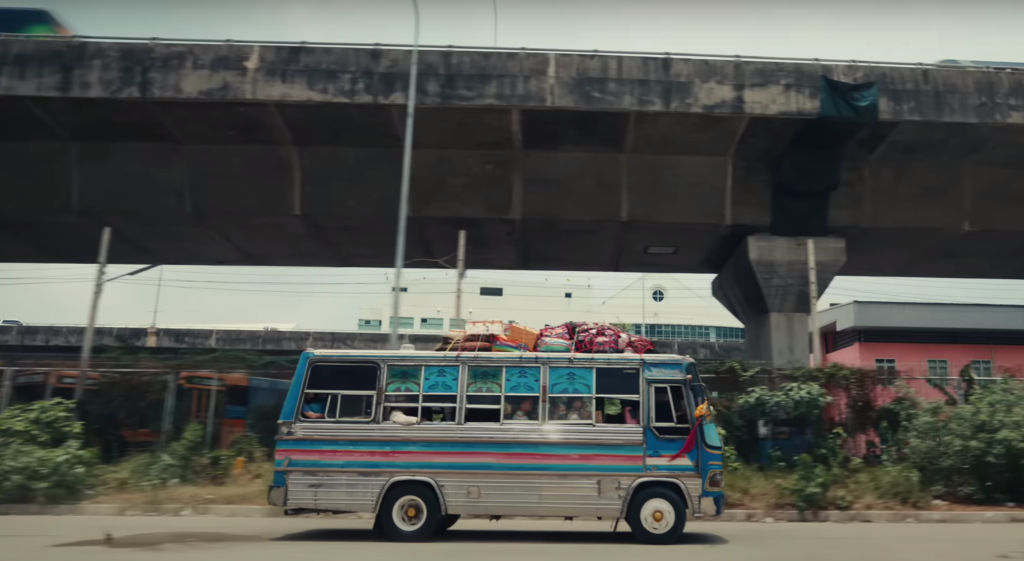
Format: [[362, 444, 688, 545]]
[[564, 292, 572, 299], [927, 359, 949, 387], [875, 358, 897, 386], [357, 319, 381, 331], [480, 287, 503, 297], [970, 360, 992, 378], [389, 316, 414, 330], [420, 317, 444, 330], [449, 318, 466, 331], [391, 287, 408, 292], [651, 288, 665, 303]]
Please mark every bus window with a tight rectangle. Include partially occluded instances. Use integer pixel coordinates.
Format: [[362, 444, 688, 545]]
[[651, 384, 691, 438], [382, 365, 459, 424], [595, 368, 640, 425], [301, 363, 378, 422], [548, 367, 594, 423], [465, 366, 502, 423], [421, 366, 458, 423], [502, 367, 540, 422]]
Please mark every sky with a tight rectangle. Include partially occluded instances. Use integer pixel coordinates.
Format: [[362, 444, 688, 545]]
[[2, 0, 1024, 329]]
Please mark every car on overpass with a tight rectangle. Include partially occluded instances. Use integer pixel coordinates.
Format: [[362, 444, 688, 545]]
[[0, 7, 70, 35], [0, 319, 23, 326]]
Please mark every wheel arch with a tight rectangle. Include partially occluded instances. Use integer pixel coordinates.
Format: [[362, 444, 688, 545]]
[[620, 478, 692, 518], [373, 476, 448, 516]]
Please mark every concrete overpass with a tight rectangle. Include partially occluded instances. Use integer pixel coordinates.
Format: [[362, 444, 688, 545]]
[[2, 37, 1024, 366]]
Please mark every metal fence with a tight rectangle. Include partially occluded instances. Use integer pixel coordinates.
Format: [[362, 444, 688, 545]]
[[0, 366, 289, 459]]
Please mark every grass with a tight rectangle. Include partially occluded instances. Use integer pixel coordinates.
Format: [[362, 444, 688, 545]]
[[88, 457, 272, 506]]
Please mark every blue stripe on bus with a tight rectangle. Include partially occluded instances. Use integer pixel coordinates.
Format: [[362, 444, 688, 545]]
[[281, 459, 655, 473], [277, 439, 640, 455]]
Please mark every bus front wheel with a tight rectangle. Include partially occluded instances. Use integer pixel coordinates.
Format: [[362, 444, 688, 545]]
[[625, 487, 687, 544], [375, 484, 443, 541]]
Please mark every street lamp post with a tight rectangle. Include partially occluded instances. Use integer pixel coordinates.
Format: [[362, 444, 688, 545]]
[[74, 226, 160, 401], [389, 0, 421, 350]]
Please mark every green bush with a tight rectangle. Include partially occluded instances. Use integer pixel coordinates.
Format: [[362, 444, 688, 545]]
[[147, 423, 206, 485], [0, 399, 97, 503], [228, 434, 268, 462], [197, 450, 235, 485], [736, 382, 832, 423], [903, 380, 1024, 503], [785, 453, 833, 513]]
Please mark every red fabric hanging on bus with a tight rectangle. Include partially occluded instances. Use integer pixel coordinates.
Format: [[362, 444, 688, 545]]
[[669, 418, 702, 462]]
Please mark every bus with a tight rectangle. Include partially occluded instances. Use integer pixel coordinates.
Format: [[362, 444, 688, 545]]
[[269, 350, 724, 544], [12, 370, 100, 401], [0, 8, 70, 35]]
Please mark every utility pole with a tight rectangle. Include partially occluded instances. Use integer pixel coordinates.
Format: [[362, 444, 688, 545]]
[[204, 382, 218, 450], [807, 238, 823, 367], [158, 372, 177, 449], [75, 226, 111, 401], [454, 230, 466, 323], [147, 267, 163, 347], [0, 367, 12, 413], [389, 0, 421, 350], [640, 273, 647, 338]]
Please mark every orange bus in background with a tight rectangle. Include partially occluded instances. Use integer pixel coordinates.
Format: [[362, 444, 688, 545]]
[[12, 370, 99, 401], [179, 372, 251, 449]]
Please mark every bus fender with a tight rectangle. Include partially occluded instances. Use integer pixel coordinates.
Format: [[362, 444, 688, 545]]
[[373, 476, 448, 516], [619, 478, 692, 518]]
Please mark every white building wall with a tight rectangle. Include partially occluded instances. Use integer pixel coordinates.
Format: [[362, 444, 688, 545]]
[[358, 271, 742, 335]]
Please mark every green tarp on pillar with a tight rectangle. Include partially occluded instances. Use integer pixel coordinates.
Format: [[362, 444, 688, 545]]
[[769, 76, 879, 237]]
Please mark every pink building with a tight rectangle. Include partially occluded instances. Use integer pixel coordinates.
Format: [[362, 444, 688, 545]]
[[817, 301, 1024, 455], [819, 301, 1024, 401]]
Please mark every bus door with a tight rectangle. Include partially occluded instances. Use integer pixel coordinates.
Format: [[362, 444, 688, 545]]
[[643, 381, 697, 474]]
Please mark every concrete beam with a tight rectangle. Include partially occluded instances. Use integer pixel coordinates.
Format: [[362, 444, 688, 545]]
[[3, 39, 1024, 124], [712, 234, 846, 367]]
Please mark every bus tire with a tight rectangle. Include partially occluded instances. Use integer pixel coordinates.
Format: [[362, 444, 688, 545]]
[[625, 487, 687, 544], [375, 484, 443, 541], [439, 514, 460, 532]]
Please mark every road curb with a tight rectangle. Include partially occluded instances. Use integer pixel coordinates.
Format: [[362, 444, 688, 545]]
[[0, 504, 1022, 522], [713, 510, 1024, 523]]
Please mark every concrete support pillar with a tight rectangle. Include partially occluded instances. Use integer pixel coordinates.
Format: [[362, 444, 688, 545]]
[[712, 234, 846, 368]]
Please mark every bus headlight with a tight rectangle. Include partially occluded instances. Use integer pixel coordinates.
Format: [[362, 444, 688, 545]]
[[706, 471, 724, 490]]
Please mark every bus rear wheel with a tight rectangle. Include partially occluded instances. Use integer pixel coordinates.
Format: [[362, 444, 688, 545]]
[[375, 484, 443, 541], [625, 487, 687, 544]]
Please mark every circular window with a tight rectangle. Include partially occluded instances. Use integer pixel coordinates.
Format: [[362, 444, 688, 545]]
[[651, 289, 665, 303]]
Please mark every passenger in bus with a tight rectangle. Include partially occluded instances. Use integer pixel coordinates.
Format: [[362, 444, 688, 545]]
[[301, 393, 326, 419], [624, 405, 639, 424], [567, 398, 592, 421], [549, 399, 568, 420], [602, 398, 623, 423], [512, 398, 537, 421]]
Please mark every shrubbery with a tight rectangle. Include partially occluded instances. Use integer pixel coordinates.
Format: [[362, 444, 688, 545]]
[[903, 379, 1024, 503], [719, 371, 1024, 510], [0, 399, 97, 503], [97, 423, 269, 492]]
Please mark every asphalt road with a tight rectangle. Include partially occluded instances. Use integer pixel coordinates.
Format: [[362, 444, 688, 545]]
[[1, 515, 1022, 561]]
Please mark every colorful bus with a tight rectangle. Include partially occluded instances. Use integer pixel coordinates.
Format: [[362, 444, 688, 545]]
[[270, 350, 724, 544]]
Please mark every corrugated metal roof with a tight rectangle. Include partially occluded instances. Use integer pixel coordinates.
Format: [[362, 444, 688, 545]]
[[819, 301, 1024, 332]]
